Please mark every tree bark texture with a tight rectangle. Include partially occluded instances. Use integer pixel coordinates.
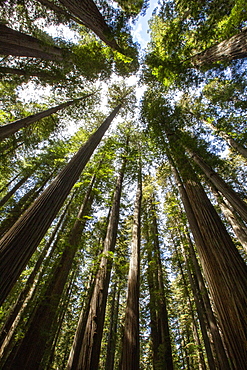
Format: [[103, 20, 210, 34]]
[[187, 148, 247, 224], [0, 24, 66, 60], [191, 28, 247, 67], [2, 177, 96, 369], [169, 149, 247, 369], [57, 0, 120, 51], [0, 104, 121, 307], [0, 94, 93, 140], [120, 170, 142, 370]]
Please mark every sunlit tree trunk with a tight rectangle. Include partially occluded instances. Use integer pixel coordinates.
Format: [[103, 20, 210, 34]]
[[191, 28, 247, 67], [0, 94, 93, 140], [0, 103, 122, 307], [186, 148, 247, 223], [120, 167, 142, 370]]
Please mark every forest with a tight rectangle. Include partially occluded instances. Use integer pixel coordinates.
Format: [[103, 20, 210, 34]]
[[0, 0, 247, 369]]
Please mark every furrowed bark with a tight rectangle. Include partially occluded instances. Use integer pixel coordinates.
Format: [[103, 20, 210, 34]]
[[0, 104, 122, 307]]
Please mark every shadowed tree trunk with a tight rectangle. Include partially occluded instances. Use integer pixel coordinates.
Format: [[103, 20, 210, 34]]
[[120, 167, 142, 370], [0, 103, 122, 307], [74, 155, 127, 370], [0, 94, 94, 140], [0, 66, 58, 80], [144, 187, 174, 370], [0, 24, 67, 60], [104, 281, 121, 370], [0, 196, 72, 358], [2, 175, 97, 369], [166, 143, 247, 369], [191, 28, 247, 67]]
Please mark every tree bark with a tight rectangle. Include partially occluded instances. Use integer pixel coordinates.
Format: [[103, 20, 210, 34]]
[[0, 173, 31, 207], [104, 282, 120, 370], [203, 119, 247, 160], [168, 147, 247, 369], [120, 168, 142, 370], [57, 0, 121, 51], [187, 148, 247, 224], [191, 28, 247, 67], [0, 94, 94, 140], [0, 24, 67, 60], [75, 156, 126, 370], [144, 188, 174, 370], [212, 186, 247, 254], [0, 103, 122, 307], [2, 176, 96, 369]]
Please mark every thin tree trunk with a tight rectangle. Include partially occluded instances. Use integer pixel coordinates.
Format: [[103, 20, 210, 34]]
[[174, 245, 207, 370], [3, 176, 96, 369], [0, 173, 31, 207], [0, 66, 57, 80], [104, 282, 121, 370], [203, 119, 247, 160], [57, 0, 121, 51], [187, 148, 247, 223], [0, 24, 67, 60], [191, 28, 247, 67], [76, 156, 127, 370], [0, 171, 54, 238], [144, 188, 174, 370], [0, 196, 72, 356], [120, 168, 142, 370], [0, 94, 94, 140], [0, 173, 20, 194], [174, 237, 216, 370], [168, 148, 247, 369], [0, 103, 122, 307], [212, 186, 247, 253]]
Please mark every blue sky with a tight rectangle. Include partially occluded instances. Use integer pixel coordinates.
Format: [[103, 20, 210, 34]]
[[131, 0, 158, 49]]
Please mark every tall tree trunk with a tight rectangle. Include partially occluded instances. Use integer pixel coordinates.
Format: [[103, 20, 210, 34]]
[[0, 173, 31, 207], [186, 148, 247, 223], [202, 119, 247, 160], [75, 156, 126, 370], [0, 24, 67, 60], [0, 94, 94, 140], [0, 103, 122, 307], [174, 236, 216, 370], [120, 168, 142, 370], [167, 146, 247, 369], [57, 0, 121, 51], [191, 28, 247, 67], [144, 188, 174, 370], [0, 196, 72, 358], [0, 66, 58, 80], [212, 186, 247, 253], [3, 176, 96, 369], [104, 281, 121, 370]]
